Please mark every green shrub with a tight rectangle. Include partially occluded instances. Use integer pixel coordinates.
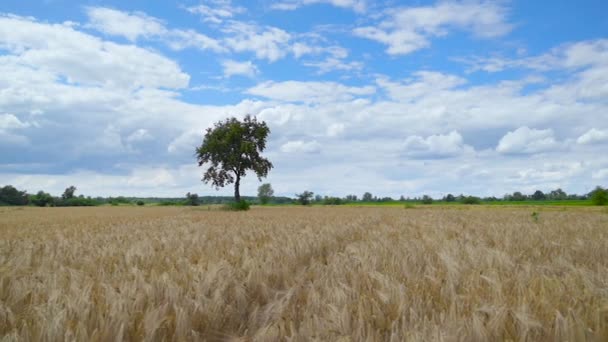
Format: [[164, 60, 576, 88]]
[[421, 195, 433, 204], [223, 200, 250, 211], [136, 200, 145, 206], [159, 201, 181, 206], [590, 187, 607, 206], [323, 197, 344, 205], [56, 197, 98, 207], [461, 196, 481, 205]]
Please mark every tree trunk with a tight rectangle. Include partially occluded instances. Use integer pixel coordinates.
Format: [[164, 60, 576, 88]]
[[234, 174, 241, 202]]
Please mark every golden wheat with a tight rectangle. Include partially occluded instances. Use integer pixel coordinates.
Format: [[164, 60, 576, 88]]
[[1, 206, 607, 341]]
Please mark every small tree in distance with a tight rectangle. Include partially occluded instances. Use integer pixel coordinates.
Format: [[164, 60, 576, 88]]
[[296, 191, 314, 205], [362, 192, 373, 202], [31, 191, 54, 207], [257, 183, 274, 205], [62, 186, 76, 200], [196, 115, 273, 203], [185, 192, 200, 206], [421, 195, 433, 204], [590, 186, 607, 206]]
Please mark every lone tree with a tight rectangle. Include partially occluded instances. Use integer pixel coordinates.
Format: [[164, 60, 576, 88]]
[[62, 186, 76, 200], [185, 192, 200, 206], [257, 183, 274, 205], [296, 191, 314, 205], [196, 115, 273, 202]]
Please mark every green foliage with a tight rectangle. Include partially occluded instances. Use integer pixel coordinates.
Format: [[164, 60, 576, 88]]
[[590, 186, 608, 206], [548, 188, 568, 200], [404, 203, 416, 209], [532, 190, 546, 201], [196, 115, 273, 202], [62, 186, 77, 200], [56, 197, 98, 207], [30, 191, 54, 207], [444, 194, 456, 202], [421, 195, 433, 204], [185, 192, 200, 206], [0, 185, 29, 206], [257, 183, 274, 205], [296, 191, 314, 205], [136, 200, 145, 206], [223, 200, 251, 211], [158, 201, 182, 206], [323, 197, 344, 205], [362, 192, 373, 202], [461, 196, 481, 204], [510, 191, 526, 201]]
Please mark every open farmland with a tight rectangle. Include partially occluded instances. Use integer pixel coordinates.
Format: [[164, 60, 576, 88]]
[[1, 206, 607, 341]]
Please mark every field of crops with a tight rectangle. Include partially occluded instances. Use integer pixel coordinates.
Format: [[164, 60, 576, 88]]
[[1, 206, 607, 341]]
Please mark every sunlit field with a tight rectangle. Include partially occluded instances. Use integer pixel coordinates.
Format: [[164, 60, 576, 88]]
[[1, 206, 607, 341]]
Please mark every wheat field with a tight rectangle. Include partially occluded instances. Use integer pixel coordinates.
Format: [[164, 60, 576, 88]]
[[1, 206, 607, 341]]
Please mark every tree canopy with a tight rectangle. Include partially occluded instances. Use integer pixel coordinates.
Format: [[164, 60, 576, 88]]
[[196, 115, 273, 202], [257, 183, 274, 205]]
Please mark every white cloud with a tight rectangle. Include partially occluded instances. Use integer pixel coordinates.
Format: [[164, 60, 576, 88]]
[[126, 128, 152, 143], [85, 7, 224, 52], [222, 22, 292, 62], [377, 71, 466, 100], [354, 1, 512, 55], [186, 1, 246, 24], [221, 59, 259, 78], [592, 168, 608, 180], [496, 127, 560, 154], [247, 81, 375, 103], [461, 39, 608, 73], [0, 113, 30, 130], [271, 0, 367, 13], [303, 57, 363, 74], [167, 130, 202, 154], [0, 14, 190, 89], [86, 7, 166, 41], [326, 123, 345, 137], [280, 140, 322, 154], [402, 131, 472, 158], [577, 128, 608, 145]]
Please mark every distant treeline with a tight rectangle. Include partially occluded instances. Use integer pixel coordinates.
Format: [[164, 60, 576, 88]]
[[1, 185, 606, 207], [0, 185, 293, 207]]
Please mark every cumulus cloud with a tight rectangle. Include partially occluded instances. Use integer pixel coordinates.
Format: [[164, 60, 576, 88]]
[[577, 128, 608, 145], [326, 123, 345, 137], [280, 140, 321, 153], [222, 22, 292, 62], [496, 127, 560, 154], [461, 39, 608, 73], [86, 7, 166, 41], [126, 128, 152, 144], [592, 168, 608, 180], [85, 7, 224, 52], [402, 131, 472, 158], [221, 60, 258, 78], [271, 0, 367, 13], [247, 81, 375, 103], [0, 113, 30, 130], [377, 71, 466, 100], [354, 1, 512, 55], [186, 1, 246, 24], [0, 14, 190, 89]]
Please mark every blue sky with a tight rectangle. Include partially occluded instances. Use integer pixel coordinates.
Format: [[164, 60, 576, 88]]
[[1, 0, 607, 198]]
